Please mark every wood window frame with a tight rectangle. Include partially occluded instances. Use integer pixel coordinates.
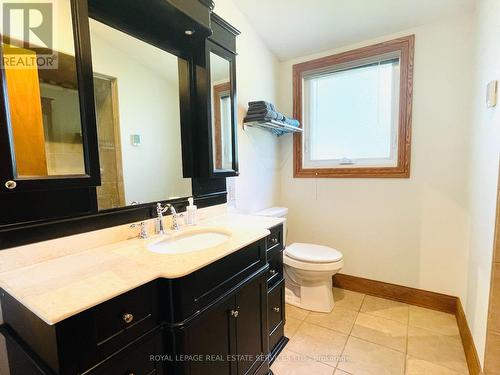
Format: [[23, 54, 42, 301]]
[[293, 35, 415, 178]]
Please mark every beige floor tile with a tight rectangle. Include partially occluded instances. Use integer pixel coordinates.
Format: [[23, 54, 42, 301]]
[[271, 349, 335, 375], [286, 304, 310, 321], [337, 336, 405, 375], [333, 288, 365, 311], [287, 321, 348, 367], [285, 316, 303, 338], [306, 306, 358, 334], [334, 370, 351, 374], [407, 326, 468, 373], [408, 305, 459, 335], [360, 295, 409, 324], [351, 312, 408, 352], [406, 355, 466, 375]]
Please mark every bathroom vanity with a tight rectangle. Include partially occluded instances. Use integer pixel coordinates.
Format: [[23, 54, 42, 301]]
[[0, 0, 289, 373], [0, 218, 287, 375]]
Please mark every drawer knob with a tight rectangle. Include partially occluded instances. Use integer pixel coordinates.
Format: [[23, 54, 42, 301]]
[[270, 237, 278, 245], [273, 307, 280, 313], [4, 180, 16, 190], [122, 313, 134, 324], [230, 309, 239, 318], [269, 269, 277, 275]]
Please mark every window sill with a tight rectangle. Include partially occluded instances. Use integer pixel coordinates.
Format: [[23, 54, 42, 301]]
[[293, 165, 410, 178]]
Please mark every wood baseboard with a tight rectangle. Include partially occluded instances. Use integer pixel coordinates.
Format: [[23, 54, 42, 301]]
[[333, 273, 482, 374], [456, 299, 482, 375], [333, 273, 457, 313]]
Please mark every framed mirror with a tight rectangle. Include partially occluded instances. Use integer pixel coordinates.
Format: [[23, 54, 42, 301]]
[[89, 18, 192, 210], [0, 0, 100, 192], [208, 41, 238, 177]]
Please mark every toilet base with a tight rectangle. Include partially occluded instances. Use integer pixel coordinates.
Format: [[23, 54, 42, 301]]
[[284, 277, 335, 313]]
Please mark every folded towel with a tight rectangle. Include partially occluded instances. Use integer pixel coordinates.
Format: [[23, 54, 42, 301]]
[[283, 117, 300, 127], [244, 113, 280, 122], [244, 108, 282, 122], [248, 101, 276, 111]]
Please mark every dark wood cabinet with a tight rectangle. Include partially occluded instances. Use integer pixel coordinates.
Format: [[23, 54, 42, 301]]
[[182, 295, 236, 375], [0, 228, 288, 375], [235, 275, 268, 375], [265, 225, 288, 363], [191, 13, 240, 178], [179, 274, 268, 375]]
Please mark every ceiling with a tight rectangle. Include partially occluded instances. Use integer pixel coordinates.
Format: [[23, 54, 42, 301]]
[[231, 0, 475, 61]]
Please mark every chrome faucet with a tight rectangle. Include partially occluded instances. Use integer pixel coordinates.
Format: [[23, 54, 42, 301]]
[[156, 203, 180, 234], [130, 221, 148, 239]]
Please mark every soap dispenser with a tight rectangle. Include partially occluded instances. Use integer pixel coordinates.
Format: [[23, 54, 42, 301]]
[[186, 197, 198, 225]]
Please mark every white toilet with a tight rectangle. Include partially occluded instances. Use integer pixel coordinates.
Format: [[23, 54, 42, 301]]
[[256, 207, 344, 313]]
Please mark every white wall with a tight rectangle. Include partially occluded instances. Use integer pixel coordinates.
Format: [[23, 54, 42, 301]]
[[212, 0, 281, 214], [90, 28, 191, 204], [465, 0, 500, 365], [277, 14, 474, 301]]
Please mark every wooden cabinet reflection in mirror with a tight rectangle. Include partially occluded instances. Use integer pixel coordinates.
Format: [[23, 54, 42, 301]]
[[3, 43, 85, 177]]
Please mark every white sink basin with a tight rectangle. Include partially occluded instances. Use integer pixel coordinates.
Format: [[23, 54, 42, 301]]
[[147, 228, 231, 254]]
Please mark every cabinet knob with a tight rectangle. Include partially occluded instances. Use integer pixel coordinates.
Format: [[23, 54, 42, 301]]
[[273, 307, 280, 313], [269, 269, 277, 276], [230, 309, 239, 318], [4, 180, 16, 190], [122, 313, 134, 324], [270, 237, 278, 245]]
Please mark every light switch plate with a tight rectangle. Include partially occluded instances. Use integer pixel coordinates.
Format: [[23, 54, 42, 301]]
[[486, 80, 498, 108], [130, 134, 141, 146]]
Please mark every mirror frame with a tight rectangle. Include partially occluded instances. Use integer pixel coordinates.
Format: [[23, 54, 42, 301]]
[[0, 0, 101, 192], [206, 40, 239, 177], [0, 0, 231, 250]]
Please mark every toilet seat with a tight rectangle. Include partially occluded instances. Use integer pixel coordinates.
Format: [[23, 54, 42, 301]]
[[284, 254, 344, 272], [284, 243, 344, 272], [286, 243, 343, 263]]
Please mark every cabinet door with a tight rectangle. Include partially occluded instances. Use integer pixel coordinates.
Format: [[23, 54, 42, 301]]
[[0, 0, 100, 193], [184, 295, 237, 375], [235, 275, 268, 375]]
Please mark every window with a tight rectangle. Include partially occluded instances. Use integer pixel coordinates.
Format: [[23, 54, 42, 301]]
[[293, 36, 414, 178]]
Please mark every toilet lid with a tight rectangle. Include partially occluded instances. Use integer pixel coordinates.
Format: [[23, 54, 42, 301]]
[[285, 243, 343, 263]]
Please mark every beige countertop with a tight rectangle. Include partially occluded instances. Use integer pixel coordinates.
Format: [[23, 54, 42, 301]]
[[0, 213, 284, 325]]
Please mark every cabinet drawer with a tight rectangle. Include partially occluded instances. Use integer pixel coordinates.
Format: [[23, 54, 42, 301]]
[[160, 239, 267, 323], [266, 225, 283, 252], [268, 281, 284, 334], [88, 282, 158, 363], [267, 246, 283, 288], [86, 332, 162, 375]]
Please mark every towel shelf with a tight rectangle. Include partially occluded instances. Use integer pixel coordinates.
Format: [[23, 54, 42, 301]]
[[243, 120, 303, 136]]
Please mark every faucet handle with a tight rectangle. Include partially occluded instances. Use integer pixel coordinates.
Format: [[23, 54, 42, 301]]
[[130, 221, 148, 239]]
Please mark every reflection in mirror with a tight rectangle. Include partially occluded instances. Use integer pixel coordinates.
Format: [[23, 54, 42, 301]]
[[210, 52, 233, 171], [2, 0, 85, 177], [89, 19, 191, 210]]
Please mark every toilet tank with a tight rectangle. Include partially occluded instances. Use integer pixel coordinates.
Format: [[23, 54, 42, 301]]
[[254, 207, 288, 218]]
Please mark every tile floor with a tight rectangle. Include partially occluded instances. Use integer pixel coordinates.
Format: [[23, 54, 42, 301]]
[[271, 288, 469, 375]]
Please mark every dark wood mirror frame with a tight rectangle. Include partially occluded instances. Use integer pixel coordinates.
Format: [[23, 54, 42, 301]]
[[0, 0, 101, 192], [206, 40, 239, 177], [191, 13, 240, 179], [0, 0, 234, 250]]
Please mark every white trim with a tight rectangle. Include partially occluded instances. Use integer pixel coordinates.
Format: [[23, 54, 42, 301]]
[[302, 54, 401, 170]]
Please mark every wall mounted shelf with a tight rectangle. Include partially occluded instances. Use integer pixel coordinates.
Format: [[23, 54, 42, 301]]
[[243, 120, 303, 136]]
